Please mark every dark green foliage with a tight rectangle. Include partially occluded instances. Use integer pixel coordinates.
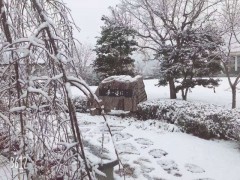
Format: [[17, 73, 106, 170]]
[[93, 18, 137, 79], [73, 97, 88, 113], [157, 26, 223, 100]]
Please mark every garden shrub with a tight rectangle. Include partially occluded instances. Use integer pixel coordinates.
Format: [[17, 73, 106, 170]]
[[137, 100, 240, 141], [73, 96, 88, 113]]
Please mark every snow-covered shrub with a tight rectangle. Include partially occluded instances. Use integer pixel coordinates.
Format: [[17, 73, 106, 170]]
[[137, 100, 240, 141], [73, 96, 88, 113]]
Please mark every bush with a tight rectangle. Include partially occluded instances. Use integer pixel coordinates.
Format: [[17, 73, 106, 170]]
[[137, 100, 240, 141], [73, 96, 88, 113]]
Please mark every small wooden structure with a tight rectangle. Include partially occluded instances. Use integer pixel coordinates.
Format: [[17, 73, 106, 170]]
[[90, 75, 147, 115]]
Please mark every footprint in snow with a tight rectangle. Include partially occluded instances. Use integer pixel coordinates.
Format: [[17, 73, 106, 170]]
[[113, 132, 133, 142], [116, 143, 140, 155], [135, 138, 154, 146], [108, 125, 125, 132], [185, 163, 205, 173], [79, 128, 90, 133], [143, 174, 167, 180], [157, 159, 182, 177], [149, 149, 168, 158], [140, 145, 149, 149], [100, 125, 125, 133], [97, 135, 110, 144], [134, 158, 154, 174]]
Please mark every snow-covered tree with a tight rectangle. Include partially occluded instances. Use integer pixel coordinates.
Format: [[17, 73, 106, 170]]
[[0, 0, 103, 179], [218, 0, 240, 109], [158, 25, 223, 100], [93, 17, 137, 80], [108, 0, 222, 99], [70, 43, 99, 85]]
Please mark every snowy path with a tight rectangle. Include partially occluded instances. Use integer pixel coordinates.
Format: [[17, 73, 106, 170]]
[[77, 113, 240, 180]]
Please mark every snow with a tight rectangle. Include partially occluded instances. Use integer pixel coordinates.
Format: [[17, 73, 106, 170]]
[[71, 77, 240, 108], [65, 82, 72, 99], [57, 142, 78, 150], [69, 77, 240, 179], [1, 78, 239, 179], [0, 112, 12, 127], [102, 75, 142, 83], [74, 113, 240, 180], [27, 86, 51, 101], [144, 77, 240, 108], [9, 106, 26, 112]]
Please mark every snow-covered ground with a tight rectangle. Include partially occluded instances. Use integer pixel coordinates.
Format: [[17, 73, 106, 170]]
[[144, 78, 240, 108], [77, 114, 240, 180], [72, 77, 240, 108], [1, 78, 239, 179], [73, 77, 240, 180]]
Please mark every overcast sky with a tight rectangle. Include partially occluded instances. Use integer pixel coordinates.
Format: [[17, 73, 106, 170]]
[[65, 0, 119, 45]]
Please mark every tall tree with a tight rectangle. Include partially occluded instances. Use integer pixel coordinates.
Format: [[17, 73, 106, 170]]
[[93, 17, 137, 79], [158, 25, 223, 100], [218, 0, 240, 109]]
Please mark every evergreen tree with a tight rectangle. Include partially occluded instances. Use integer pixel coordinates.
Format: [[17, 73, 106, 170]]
[[158, 25, 223, 100], [93, 17, 137, 79]]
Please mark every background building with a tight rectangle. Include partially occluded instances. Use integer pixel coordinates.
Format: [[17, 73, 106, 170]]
[[228, 51, 240, 75]]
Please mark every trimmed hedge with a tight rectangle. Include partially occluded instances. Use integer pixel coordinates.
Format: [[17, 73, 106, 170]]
[[137, 100, 240, 141]]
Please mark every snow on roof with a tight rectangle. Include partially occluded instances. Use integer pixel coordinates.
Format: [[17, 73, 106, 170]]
[[102, 75, 142, 83]]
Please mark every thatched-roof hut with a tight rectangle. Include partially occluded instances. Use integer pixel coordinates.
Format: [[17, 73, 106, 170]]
[[90, 75, 147, 115]]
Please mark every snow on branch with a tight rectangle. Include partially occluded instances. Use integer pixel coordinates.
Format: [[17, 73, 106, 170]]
[[27, 86, 51, 101]]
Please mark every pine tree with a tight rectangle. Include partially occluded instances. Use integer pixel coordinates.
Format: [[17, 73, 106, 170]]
[[93, 18, 137, 79]]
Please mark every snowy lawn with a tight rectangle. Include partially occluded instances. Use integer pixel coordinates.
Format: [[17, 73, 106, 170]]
[[72, 77, 240, 108], [77, 113, 240, 180], [144, 77, 240, 108]]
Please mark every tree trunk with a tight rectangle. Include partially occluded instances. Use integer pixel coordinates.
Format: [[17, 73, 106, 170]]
[[181, 88, 188, 101], [232, 86, 236, 109], [169, 78, 177, 99]]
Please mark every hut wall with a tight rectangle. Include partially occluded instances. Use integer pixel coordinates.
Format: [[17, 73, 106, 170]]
[[92, 75, 147, 113]]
